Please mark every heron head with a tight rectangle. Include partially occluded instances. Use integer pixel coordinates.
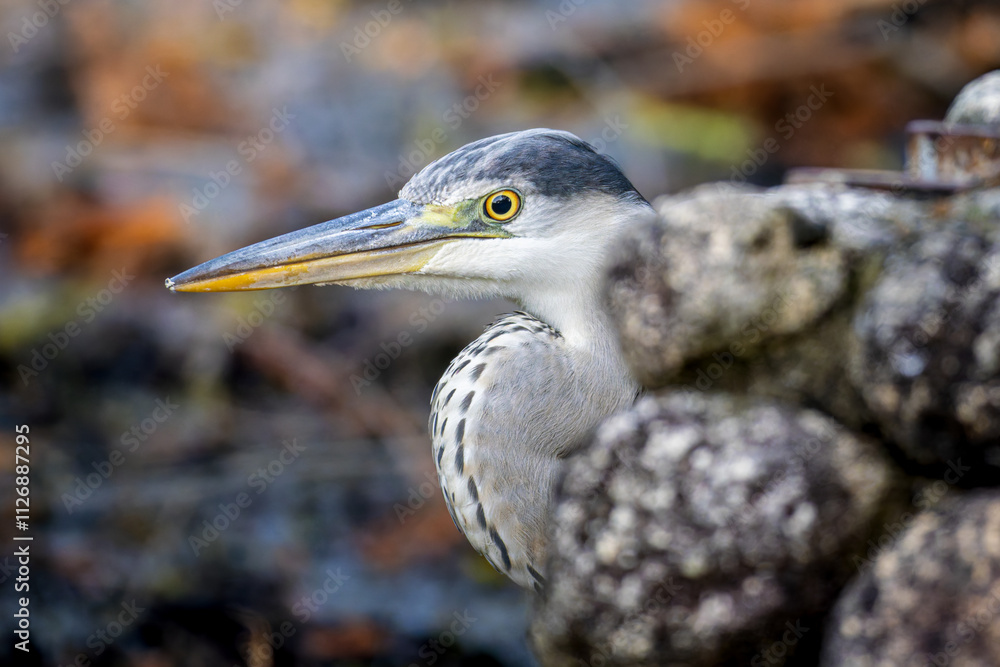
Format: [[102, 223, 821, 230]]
[[166, 129, 650, 303]]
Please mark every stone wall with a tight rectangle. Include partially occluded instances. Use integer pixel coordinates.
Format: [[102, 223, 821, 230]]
[[531, 71, 1000, 667]]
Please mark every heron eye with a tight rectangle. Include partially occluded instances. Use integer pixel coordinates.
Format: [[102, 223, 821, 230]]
[[483, 190, 521, 222]]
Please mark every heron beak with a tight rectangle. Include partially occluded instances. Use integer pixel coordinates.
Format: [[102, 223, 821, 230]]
[[166, 199, 508, 292]]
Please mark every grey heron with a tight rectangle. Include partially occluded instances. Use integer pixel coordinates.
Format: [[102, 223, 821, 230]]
[[166, 129, 651, 590]]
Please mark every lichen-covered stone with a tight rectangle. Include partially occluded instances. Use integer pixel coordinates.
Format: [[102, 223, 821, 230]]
[[822, 491, 1000, 667], [849, 228, 1000, 472], [534, 72, 1000, 667], [605, 185, 855, 383], [531, 392, 900, 667], [946, 70, 1000, 124], [605, 182, 925, 401], [606, 177, 1000, 474]]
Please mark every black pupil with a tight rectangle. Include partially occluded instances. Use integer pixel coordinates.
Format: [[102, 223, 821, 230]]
[[491, 194, 512, 216]]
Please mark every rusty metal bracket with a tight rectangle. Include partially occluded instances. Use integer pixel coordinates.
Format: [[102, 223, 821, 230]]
[[786, 121, 1000, 195], [906, 121, 1000, 186]]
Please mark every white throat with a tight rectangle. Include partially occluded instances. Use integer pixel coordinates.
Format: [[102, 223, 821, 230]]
[[417, 192, 652, 375]]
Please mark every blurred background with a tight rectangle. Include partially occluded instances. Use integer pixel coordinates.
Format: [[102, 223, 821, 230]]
[[1, 0, 999, 665]]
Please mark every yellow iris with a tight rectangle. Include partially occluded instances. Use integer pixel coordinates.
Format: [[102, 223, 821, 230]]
[[483, 189, 521, 222]]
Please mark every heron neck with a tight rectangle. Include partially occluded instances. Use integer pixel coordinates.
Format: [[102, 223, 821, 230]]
[[517, 283, 635, 390]]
